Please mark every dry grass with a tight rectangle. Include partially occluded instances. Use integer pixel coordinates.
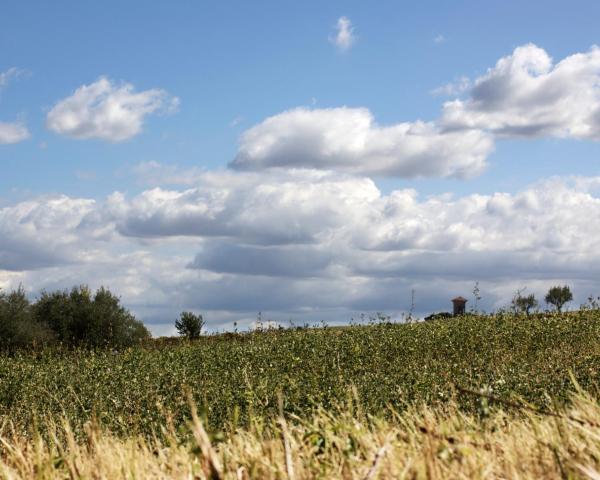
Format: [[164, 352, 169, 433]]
[[2, 393, 600, 479]]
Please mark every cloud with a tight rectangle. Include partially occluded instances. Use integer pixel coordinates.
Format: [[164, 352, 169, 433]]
[[330, 16, 355, 51], [441, 44, 600, 139], [188, 242, 334, 278], [46, 77, 179, 142], [0, 195, 102, 271], [0, 67, 26, 88], [230, 107, 494, 178], [0, 67, 30, 145], [227, 44, 600, 180], [109, 169, 378, 244], [433, 34, 445, 44], [0, 122, 29, 144], [131, 161, 207, 187], [3, 171, 600, 331], [431, 76, 471, 97], [9, 43, 600, 329]]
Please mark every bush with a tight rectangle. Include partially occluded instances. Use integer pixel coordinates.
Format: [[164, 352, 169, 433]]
[[175, 311, 204, 339]]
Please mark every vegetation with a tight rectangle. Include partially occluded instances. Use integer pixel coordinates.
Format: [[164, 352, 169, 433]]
[[1, 310, 600, 439], [545, 285, 573, 312], [3, 392, 600, 479], [175, 311, 205, 339], [512, 290, 539, 315], [0, 287, 54, 348], [0, 285, 150, 349], [2, 283, 600, 477]]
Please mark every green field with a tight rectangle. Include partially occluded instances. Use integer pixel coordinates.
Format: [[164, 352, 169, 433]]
[[3, 310, 600, 439]]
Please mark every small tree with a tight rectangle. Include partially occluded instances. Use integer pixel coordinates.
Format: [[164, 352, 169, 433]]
[[513, 292, 538, 316], [544, 285, 573, 313], [175, 311, 204, 340]]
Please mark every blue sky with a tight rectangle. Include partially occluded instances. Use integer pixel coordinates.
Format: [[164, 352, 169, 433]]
[[2, 1, 600, 333], [3, 0, 600, 199]]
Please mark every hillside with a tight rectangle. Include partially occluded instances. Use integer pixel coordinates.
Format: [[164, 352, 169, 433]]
[[2, 311, 600, 437]]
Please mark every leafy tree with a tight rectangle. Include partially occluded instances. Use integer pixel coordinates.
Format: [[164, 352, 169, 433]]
[[544, 285, 573, 313], [512, 291, 538, 316], [89, 287, 151, 347], [34, 286, 150, 348], [0, 286, 54, 348], [175, 311, 204, 340]]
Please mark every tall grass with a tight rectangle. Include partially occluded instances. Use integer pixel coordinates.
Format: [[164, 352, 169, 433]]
[[2, 392, 600, 479]]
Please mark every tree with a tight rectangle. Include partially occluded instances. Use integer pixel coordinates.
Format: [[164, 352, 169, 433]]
[[513, 292, 538, 316], [34, 285, 150, 348], [544, 285, 573, 313], [175, 311, 204, 340], [0, 286, 55, 348]]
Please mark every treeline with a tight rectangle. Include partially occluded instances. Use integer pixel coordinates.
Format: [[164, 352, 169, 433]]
[[0, 285, 150, 349]]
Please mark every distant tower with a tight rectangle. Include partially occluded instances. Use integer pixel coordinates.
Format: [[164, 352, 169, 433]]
[[452, 296, 467, 316]]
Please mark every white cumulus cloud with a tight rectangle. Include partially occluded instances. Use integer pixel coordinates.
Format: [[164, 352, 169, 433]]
[[230, 107, 494, 178], [441, 44, 600, 139], [3, 170, 600, 331], [109, 169, 377, 245], [227, 44, 600, 180], [0, 195, 103, 270], [46, 77, 179, 142]]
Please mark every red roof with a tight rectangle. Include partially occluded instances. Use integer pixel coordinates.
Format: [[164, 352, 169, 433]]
[[452, 296, 468, 302]]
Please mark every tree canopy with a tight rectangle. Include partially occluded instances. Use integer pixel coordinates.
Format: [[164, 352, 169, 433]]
[[545, 285, 573, 313], [175, 311, 204, 340], [0, 285, 150, 349]]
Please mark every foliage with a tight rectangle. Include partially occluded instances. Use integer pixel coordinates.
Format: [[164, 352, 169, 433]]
[[545, 285, 573, 312], [424, 312, 452, 321], [33, 285, 150, 348], [0, 286, 54, 348], [175, 311, 204, 340], [0, 285, 150, 349], [512, 291, 539, 315], [2, 310, 600, 438]]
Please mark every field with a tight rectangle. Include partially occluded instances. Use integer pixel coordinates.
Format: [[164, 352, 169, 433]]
[[2, 311, 600, 478], [4, 392, 600, 479]]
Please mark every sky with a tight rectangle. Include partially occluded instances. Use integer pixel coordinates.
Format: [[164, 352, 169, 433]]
[[2, 0, 600, 334]]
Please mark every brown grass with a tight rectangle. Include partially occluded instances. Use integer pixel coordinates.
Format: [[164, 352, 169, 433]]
[[2, 393, 600, 479]]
